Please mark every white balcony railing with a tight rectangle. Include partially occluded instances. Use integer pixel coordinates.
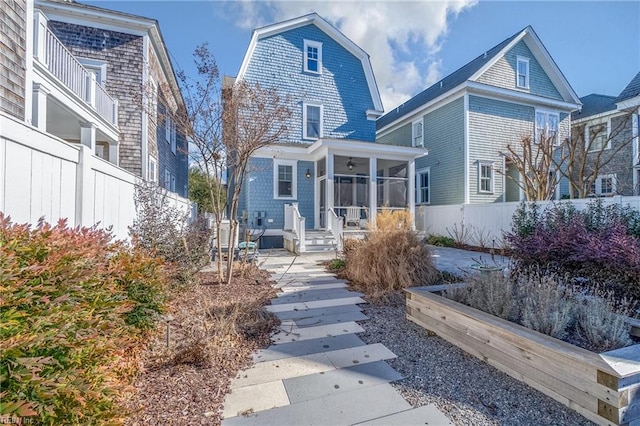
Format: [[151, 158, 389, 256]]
[[284, 203, 306, 253], [327, 208, 344, 252], [34, 10, 118, 126]]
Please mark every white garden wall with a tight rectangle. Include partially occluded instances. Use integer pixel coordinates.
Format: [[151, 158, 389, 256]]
[[0, 112, 192, 240], [418, 196, 640, 247]]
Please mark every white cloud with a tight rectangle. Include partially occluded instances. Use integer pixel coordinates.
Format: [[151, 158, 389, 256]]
[[229, 0, 477, 110]]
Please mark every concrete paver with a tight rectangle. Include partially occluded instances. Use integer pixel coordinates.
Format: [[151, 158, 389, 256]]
[[292, 310, 368, 328], [274, 304, 362, 321], [354, 404, 454, 425], [271, 288, 364, 304], [264, 296, 365, 312], [222, 380, 289, 419], [270, 321, 365, 344], [283, 361, 403, 404], [254, 334, 366, 363], [222, 383, 412, 426]]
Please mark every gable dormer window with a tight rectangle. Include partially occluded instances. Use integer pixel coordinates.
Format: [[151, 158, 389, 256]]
[[516, 56, 530, 89], [304, 40, 322, 74]]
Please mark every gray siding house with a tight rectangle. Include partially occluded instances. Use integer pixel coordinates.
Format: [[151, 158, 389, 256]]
[[571, 72, 640, 196], [376, 26, 581, 206], [20, 0, 188, 197]]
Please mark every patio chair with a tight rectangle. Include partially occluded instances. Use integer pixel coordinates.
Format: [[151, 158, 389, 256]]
[[345, 207, 360, 228]]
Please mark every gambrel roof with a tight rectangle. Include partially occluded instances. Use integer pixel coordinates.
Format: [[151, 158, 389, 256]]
[[237, 13, 384, 115]]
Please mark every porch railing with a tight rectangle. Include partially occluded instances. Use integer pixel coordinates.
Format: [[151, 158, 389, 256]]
[[327, 208, 344, 252], [284, 203, 306, 253], [35, 10, 118, 126]]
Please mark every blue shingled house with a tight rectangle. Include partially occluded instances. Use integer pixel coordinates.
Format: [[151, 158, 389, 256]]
[[376, 26, 581, 216], [232, 13, 427, 252]]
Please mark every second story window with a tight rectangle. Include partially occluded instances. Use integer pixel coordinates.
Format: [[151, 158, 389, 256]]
[[586, 122, 610, 151], [517, 56, 529, 89], [304, 40, 322, 74], [412, 119, 423, 147], [303, 103, 322, 140], [535, 110, 559, 145], [165, 114, 177, 153]]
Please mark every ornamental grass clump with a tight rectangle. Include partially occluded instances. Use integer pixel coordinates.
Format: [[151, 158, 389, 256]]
[[344, 210, 439, 299]]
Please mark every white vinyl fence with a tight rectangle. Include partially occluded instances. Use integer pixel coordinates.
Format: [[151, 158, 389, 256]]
[[0, 113, 192, 240], [417, 196, 640, 247]]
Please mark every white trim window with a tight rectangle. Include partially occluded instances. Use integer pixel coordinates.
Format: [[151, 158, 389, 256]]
[[478, 161, 494, 193], [535, 110, 560, 145], [516, 56, 530, 89], [416, 167, 430, 204], [78, 57, 107, 85], [585, 120, 610, 152], [274, 159, 297, 199], [165, 114, 176, 145], [164, 169, 171, 190], [592, 174, 616, 196], [303, 39, 322, 74], [412, 119, 423, 147], [170, 174, 176, 192], [303, 102, 323, 140], [148, 156, 157, 182]]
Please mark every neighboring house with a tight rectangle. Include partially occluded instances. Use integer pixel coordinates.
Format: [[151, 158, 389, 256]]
[[0, 0, 190, 238], [570, 80, 639, 196], [3, 0, 188, 197], [376, 26, 581, 208], [231, 13, 427, 250]]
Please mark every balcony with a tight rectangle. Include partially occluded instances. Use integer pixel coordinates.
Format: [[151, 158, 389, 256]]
[[33, 10, 118, 126]]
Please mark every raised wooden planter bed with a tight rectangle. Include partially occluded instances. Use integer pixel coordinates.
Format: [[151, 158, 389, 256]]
[[406, 287, 640, 426]]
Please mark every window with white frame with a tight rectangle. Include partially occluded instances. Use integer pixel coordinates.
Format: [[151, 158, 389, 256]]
[[170, 174, 176, 192], [303, 103, 322, 140], [303, 40, 322, 74], [164, 169, 171, 190], [516, 56, 529, 89], [585, 121, 610, 152], [478, 161, 494, 193], [165, 114, 176, 149], [592, 174, 617, 196], [148, 157, 157, 182], [535, 110, 560, 144], [273, 159, 297, 199], [416, 168, 430, 204], [78, 58, 107, 85], [412, 119, 423, 147]]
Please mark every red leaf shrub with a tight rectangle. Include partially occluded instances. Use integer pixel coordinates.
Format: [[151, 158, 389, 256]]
[[0, 214, 168, 425], [506, 201, 640, 301]]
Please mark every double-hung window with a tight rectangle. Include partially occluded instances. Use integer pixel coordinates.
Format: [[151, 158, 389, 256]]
[[478, 161, 494, 193], [273, 159, 297, 199], [416, 168, 430, 204], [412, 119, 423, 147], [303, 40, 322, 74], [516, 56, 529, 89], [535, 110, 559, 145], [148, 157, 157, 182], [303, 103, 322, 140], [593, 174, 616, 196], [586, 121, 610, 151]]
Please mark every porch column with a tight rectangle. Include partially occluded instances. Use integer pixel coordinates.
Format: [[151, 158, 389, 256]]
[[32, 83, 49, 131], [327, 152, 335, 215], [408, 159, 416, 230], [80, 122, 97, 153], [33, 10, 49, 65], [369, 157, 377, 229], [108, 141, 119, 165]]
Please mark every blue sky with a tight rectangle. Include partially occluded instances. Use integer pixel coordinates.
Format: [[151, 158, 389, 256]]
[[89, 0, 639, 111]]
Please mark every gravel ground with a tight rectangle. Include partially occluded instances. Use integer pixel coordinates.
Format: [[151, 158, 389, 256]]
[[358, 302, 595, 426]]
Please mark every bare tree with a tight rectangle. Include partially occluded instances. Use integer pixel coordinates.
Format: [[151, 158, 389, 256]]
[[222, 79, 291, 284], [559, 107, 638, 198], [501, 133, 565, 201], [174, 44, 228, 282]]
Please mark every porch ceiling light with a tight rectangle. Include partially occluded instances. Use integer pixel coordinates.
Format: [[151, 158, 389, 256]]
[[305, 168, 311, 178], [347, 158, 355, 170]]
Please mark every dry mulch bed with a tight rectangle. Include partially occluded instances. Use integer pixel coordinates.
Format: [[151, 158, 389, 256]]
[[121, 266, 279, 425]]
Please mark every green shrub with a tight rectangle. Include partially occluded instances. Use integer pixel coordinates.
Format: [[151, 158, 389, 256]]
[[426, 234, 456, 247], [0, 215, 168, 424], [327, 258, 346, 273]]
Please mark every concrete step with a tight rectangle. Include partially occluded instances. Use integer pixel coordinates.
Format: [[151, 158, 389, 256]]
[[304, 244, 335, 252], [254, 333, 366, 363], [354, 404, 454, 425], [274, 304, 361, 320], [265, 296, 366, 313]]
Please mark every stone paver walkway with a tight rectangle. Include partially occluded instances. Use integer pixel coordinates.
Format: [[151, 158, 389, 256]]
[[221, 250, 452, 425]]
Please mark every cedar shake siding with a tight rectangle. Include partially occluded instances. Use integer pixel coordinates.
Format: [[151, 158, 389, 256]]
[[1, 0, 27, 120], [48, 20, 144, 176]]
